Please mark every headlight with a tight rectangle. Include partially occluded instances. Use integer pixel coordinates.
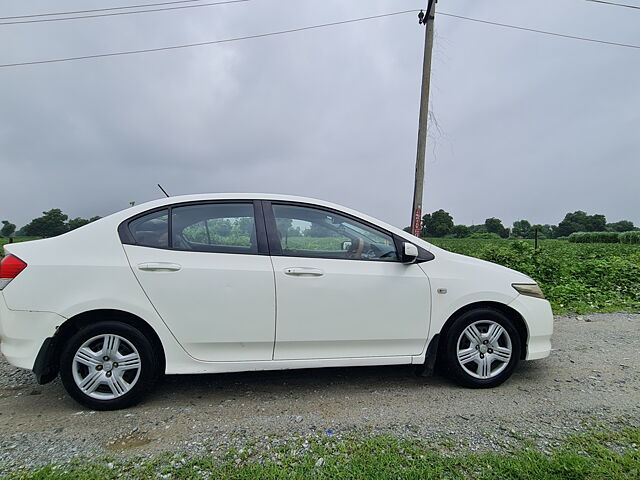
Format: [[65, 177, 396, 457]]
[[512, 283, 545, 299]]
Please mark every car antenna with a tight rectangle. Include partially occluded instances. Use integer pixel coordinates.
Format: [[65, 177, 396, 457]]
[[157, 184, 170, 198]]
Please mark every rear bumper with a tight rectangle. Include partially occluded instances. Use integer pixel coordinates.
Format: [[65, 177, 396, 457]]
[[508, 294, 554, 360], [0, 292, 65, 370]]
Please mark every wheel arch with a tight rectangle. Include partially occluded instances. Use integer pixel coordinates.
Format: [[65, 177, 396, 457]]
[[35, 309, 166, 384], [437, 301, 528, 361]]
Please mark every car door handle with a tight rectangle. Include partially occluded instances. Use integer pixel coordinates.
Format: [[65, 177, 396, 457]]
[[137, 262, 182, 272], [283, 267, 324, 277]]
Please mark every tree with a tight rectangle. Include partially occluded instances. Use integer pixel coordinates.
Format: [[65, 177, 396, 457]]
[[67, 217, 90, 231], [450, 224, 470, 238], [556, 211, 607, 237], [484, 217, 509, 238], [236, 217, 254, 236], [607, 220, 635, 232], [511, 220, 532, 238], [421, 209, 454, 237], [209, 218, 232, 237], [531, 224, 555, 239], [21, 209, 69, 238], [469, 224, 487, 234], [67, 216, 101, 231], [584, 214, 606, 232], [1, 220, 16, 238]]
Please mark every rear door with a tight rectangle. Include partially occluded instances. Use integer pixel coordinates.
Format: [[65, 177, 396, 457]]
[[265, 201, 431, 360], [121, 201, 275, 362]]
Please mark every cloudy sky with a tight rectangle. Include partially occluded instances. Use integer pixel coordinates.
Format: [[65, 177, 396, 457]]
[[1, 0, 638, 230]]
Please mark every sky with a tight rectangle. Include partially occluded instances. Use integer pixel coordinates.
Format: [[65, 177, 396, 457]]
[[1, 0, 638, 230]]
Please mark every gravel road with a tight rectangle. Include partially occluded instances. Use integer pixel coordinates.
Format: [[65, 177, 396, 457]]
[[1, 313, 639, 472]]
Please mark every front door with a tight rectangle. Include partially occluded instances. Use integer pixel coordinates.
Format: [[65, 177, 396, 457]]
[[122, 202, 275, 362], [265, 202, 431, 360]]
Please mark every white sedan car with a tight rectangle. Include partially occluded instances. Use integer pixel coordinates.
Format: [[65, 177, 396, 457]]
[[0, 194, 553, 410]]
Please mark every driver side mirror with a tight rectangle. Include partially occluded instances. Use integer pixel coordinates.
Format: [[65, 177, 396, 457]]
[[402, 242, 419, 264], [341, 240, 352, 251]]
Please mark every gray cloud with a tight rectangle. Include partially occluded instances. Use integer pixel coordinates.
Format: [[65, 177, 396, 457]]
[[1, 0, 638, 229]]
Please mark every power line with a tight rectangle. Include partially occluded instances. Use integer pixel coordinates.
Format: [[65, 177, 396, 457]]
[[439, 12, 640, 50], [0, 0, 208, 20], [586, 0, 640, 10], [3, 0, 637, 23], [0, 10, 419, 68], [0, 0, 249, 26], [2, 9, 639, 69]]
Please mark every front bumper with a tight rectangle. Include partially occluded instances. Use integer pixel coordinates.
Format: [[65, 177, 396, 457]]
[[0, 292, 65, 370], [508, 293, 554, 360]]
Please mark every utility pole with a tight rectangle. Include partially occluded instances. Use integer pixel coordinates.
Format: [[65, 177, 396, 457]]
[[410, 0, 437, 238]]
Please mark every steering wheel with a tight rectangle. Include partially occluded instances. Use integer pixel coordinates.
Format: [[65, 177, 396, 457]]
[[347, 238, 365, 259]]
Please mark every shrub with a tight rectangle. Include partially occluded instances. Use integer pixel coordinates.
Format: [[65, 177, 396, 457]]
[[468, 232, 501, 240], [620, 231, 640, 244], [568, 232, 619, 243], [427, 237, 640, 313]]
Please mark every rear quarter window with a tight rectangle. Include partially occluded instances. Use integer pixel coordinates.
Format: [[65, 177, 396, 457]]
[[127, 209, 169, 248]]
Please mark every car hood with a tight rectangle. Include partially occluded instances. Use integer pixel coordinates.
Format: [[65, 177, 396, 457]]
[[445, 250, 534, 283], [412, 239, 536, 285]]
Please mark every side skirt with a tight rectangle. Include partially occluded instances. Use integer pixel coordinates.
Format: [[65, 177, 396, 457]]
[[164, 355, 415, 375]]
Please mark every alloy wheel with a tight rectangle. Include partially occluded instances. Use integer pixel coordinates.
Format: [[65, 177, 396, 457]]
[[456, 320, 513, 380], [71, 334, 142, 400]]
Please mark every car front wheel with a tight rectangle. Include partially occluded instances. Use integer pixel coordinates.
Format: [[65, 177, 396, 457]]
[[443, 308, 521, 388], [59, 321, 157, 410]]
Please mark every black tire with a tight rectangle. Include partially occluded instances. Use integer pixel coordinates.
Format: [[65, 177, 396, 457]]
[[59, 321, 158, 410], [443, 308, 521, 388]]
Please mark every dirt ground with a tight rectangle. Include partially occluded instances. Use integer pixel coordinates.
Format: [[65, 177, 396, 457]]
[[1, 313, 639, 471]]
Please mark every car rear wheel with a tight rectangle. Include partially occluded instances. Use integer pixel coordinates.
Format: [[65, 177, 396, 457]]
[[60, 321, 157, 410], [443, 308, 521, 388]]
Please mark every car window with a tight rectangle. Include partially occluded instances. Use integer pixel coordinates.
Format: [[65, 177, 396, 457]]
[[172, 203, 257, 254], [128, 209, 169, 248], [271, 204, 398, 261]]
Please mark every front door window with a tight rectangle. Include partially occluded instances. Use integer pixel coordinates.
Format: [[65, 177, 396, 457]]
[[271, 204, 398, 261]]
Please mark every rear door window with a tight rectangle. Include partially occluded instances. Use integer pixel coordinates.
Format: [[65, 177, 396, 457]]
[[171, 203, 257, 254]]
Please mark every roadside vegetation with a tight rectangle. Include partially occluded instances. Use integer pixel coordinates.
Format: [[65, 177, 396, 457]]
[[406, 208, 638, 240], [569, 231, 640, 244], [402, 207, 640, 314], [428, 237, 640, 314], [0, 237, 39, 249], [4, 428, 639, 480]]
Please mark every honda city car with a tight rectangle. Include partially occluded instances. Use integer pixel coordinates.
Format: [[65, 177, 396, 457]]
[[0, 194, 553, 410]]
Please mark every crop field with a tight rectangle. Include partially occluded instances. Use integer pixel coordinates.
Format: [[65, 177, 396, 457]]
[[0, 237, 38, 250], [427, 238, 640, 314]]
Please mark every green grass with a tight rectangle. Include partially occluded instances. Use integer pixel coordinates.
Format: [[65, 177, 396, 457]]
[[427, 238, 640, 314], [3, 428, 639, 479]]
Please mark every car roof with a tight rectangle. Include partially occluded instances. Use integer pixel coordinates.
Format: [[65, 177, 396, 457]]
[[118, 193, 399, 236], [124, 193, 377, 220], [133, 193, 343, 207], [3, 193, 441, 258], [120, 193, 439, 252]]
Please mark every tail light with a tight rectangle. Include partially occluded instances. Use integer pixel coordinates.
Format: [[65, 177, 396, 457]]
[[0, 254, 27, 290]]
